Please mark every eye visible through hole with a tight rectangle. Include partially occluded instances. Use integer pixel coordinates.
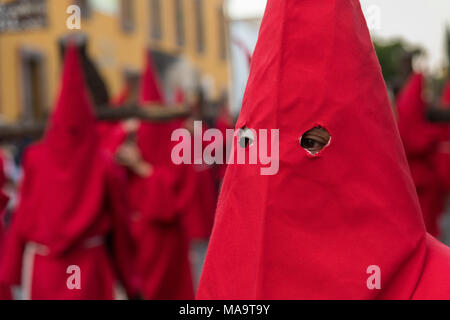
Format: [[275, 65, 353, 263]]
[[239, 127, 255, 148], [300, 126, 331, 155]]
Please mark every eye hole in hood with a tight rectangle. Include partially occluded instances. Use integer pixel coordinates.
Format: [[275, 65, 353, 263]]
[[239, 127, 255, 149], [300, 126, 331, 155]]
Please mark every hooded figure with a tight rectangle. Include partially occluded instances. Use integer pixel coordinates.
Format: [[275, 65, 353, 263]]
[[0, 46, 138, 300], [59, 34, 110, 107], [0, 154, 11, 300], [436, 81, 450, 192], [128, 52, 194, 300], [397, 73, 449, 237], [197, 0, 450, 300], [182, 91, 218, 243], [173, 88, 217, 240], [96, 78, 136, 157]]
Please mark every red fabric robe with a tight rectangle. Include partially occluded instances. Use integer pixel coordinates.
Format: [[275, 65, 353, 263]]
[[129, 52, 194, 299], [183, 124, 218, 241], [198, 0, 450, 300], [397, 73, 449, 237], [0, 225, 11, 300], [171, 89, 217, 241], [0, 46, 138, 300], [436, 81, 450, 191], [0, 154, 12, 300]]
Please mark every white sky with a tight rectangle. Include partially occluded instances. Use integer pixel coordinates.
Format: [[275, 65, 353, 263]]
[[227, 0, 450, 70]]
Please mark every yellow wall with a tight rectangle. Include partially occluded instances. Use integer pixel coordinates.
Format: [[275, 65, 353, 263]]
[[0, 0, 228, 122]]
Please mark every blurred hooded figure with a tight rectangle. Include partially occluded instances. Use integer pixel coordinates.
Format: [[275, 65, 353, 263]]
[[173, 88, 219, 286], [97, 72, 141, 158], [183, 90, 218, 243], [397, 73, 449, 237], [0, 154, 11, 300], [60, 34, 127, 158], [436, 81, 450, 193], [59, 34, 110, 108], [0, 46, 138, 300], [198, 0, 450, 299], [122, 52, 194, 300]]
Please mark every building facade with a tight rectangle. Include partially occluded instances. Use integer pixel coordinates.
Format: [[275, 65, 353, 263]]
[[0, 0, 229, 122]]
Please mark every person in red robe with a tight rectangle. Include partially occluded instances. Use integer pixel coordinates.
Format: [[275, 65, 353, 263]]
[[170, 87, 217, 285], [122, 52, 194, 300], [179, 90, 218, 244], [197, 0, 450, 300], [0, 45, 138, 300], [397, 73, 449, 237], [97, 74, 141, 157], [0, 154, 12, 300], [436, 81, 450, 194]]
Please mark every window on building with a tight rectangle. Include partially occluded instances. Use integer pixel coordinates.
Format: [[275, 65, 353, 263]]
[[217, 5, 226, 60], [121, 0, 135, 33], [174, 0, 185, 46], [20, 49, 47, 121], [150, 0, 162, 40], [194, 0, 205, 53], [74, 0, 92, 19]]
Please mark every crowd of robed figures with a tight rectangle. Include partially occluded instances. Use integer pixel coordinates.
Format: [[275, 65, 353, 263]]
[[0, 44, 233, 300]]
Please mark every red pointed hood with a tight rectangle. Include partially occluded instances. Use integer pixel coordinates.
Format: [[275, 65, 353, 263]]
[[45, 45, 97, 157], [137, 51, 175, 165], [13, 45, 107, 255], [397, 73, 447, 156], [198, 0, 430, 299], [139, 52, 164, 105]]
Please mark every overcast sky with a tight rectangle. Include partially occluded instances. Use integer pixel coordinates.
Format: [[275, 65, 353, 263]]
[[227, 0, 450, 70]]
